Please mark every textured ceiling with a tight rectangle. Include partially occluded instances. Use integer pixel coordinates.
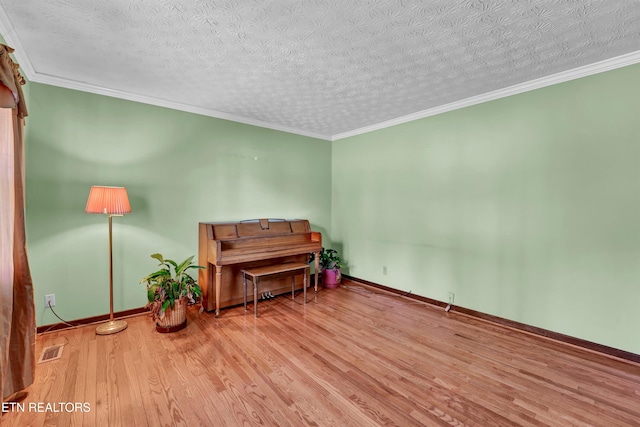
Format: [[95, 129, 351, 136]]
[[1, 1, 640, 140]]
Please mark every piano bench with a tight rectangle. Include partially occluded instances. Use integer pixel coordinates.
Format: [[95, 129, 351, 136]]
[[241, 262, 310, 318]]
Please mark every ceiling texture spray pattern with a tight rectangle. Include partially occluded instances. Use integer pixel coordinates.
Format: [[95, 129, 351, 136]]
[[1, 0, 640, 139]]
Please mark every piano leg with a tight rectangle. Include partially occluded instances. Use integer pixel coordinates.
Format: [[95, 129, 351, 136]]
[[215, 266, 222, 317], [243, 272, 247, 312]]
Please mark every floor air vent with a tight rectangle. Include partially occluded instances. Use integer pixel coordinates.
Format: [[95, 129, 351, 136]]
[[38, 345, 64, 364]]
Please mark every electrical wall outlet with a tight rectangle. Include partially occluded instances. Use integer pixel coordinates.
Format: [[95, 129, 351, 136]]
[[448, 292, 455, 305], [44, 294, 55, 308], [382, 266, 387, 275]]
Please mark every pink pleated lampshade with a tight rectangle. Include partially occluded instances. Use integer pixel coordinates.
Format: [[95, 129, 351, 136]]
[[85, 186, 131, 215]]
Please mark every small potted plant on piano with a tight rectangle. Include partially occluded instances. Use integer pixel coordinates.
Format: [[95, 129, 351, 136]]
[[313, 248, 344, 289], [140, 253, 204, 333]]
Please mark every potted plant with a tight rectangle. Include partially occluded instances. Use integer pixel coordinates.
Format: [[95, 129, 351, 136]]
[[140, 253, 204, 333], [311, 248, 345, 288]]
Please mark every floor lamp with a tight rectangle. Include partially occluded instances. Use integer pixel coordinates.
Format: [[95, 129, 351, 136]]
[[85, 186, 131, 335]]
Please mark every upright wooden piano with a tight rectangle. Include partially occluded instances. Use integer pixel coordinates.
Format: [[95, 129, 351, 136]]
[[198, 219, 321, 316]]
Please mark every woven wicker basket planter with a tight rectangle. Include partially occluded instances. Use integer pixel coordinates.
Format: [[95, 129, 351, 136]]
[[155, 297, 187, 333]]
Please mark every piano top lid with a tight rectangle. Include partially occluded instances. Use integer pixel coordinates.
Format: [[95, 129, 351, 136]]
[[201, 218, 311, 239]]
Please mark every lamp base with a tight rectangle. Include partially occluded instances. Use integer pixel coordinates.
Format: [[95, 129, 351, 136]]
[[96, 319, 128, 335]]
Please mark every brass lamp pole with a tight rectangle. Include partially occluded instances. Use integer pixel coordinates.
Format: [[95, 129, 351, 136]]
[[85, 186, 131, 335]]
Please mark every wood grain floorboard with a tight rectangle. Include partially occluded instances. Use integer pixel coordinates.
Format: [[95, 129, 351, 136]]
[[3, 279, 639, 426]]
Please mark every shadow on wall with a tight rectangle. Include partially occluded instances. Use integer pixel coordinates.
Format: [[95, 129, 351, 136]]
[[309, 224, 342, 273], [309, 225, 347, 275]]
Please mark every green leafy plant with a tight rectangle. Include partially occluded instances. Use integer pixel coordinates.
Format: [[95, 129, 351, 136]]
[[310, 248, 344, 271], [140, 253, 204, 321]]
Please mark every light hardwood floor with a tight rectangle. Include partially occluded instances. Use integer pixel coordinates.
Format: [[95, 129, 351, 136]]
[[4, 280, 640, 426]]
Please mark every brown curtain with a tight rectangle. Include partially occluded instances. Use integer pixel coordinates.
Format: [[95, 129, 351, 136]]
[[0, 43, 35, 415]]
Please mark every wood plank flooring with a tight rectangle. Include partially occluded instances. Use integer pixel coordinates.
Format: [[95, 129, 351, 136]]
[[3, 280, 640, 426]]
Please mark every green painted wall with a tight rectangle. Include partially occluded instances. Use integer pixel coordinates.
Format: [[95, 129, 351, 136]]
[[332, 64, 640, 354], [18, 54, 640, 355], [26, 83, 331, 326]]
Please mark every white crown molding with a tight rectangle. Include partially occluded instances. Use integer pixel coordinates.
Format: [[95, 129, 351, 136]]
[[1, 9, 331, 141], [331, 49, 640, 141], [24, 49, 640, 142], [31, 72, 333, 141], [3, 2, 640, 144]]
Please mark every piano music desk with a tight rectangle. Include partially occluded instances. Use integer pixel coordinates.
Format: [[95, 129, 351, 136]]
[[242, 262, 310, 317]]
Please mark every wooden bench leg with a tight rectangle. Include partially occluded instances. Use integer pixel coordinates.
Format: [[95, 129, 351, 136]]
[[304, 267, 308, 304], [254, 277, 259, 318]]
